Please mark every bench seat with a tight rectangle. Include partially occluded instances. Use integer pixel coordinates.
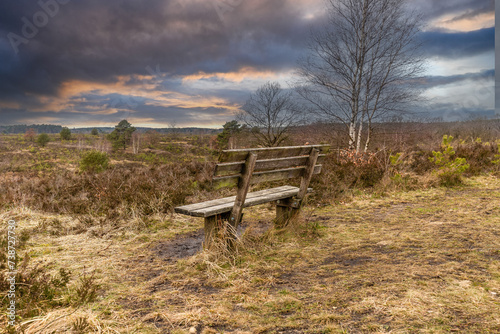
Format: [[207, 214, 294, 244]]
[[174, 185, 311, 218]]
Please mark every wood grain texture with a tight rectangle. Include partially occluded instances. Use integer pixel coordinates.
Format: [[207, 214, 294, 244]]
[[174, 186, 312, 217], [297, 148, 320, 200], [214, 155, 326, 177], [212, 165, 322, 189], [218, 145, 330, 163], [230, 153, 257, 227]]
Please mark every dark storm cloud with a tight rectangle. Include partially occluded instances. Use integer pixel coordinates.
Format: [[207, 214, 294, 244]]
[[0, 101, 234, 126], [418, 69, 494, 89], [425, 103, 494, 121], [410, 0, 493, 21], [421, 27, 494, 58], [0, 0, 309, 100], [0, 0, 495, 126], [135, 104, 232, 123]]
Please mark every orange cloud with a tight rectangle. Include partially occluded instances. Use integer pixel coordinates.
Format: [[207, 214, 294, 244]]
[[182, 67, 281, 83], [24, 65, 292, 125], [430, 11, 494, 32], [32, 74, 241, 116]]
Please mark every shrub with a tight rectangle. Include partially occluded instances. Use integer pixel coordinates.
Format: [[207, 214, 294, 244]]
[[70, 272, 100, 306], [491, 142, 500, 171], [455, 140, 497, 175], [24, 128, 37, 143], [60, 127, 71, 140], [337, 149, 386, 188], [310, 150, 386, 204], [36, 133, 50, 147], [80, 150, 109, 173], [0, 161, 212, 222], [429, 135, 469, 186], [408, 149, 435, 175], [91, 128, 99, 136], [0, 255, 71, 319]]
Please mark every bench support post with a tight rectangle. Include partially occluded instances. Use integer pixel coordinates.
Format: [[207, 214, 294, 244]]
[[203, 212, 230, 249], [297, 148, 320, 200], [275, 197, 301, 228], [275, 148, 319, 227], [230, 153, 257, 229]]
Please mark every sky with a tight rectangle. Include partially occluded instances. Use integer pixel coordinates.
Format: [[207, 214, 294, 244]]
[[0, 0, 495, 128]]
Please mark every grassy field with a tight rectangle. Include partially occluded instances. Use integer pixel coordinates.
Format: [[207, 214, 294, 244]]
[[1, 126, 500, 333]]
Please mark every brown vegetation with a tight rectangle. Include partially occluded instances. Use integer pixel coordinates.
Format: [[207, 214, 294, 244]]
[[1, 120, 499, 333]]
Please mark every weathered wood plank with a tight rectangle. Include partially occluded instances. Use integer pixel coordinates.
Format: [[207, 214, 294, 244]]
[[218, 145, 330, 163], [194, 187, 311, 217], [214, 155, 326, 177], [212, 165, 322, 189], [297, 148, 320, 200], [174, 186, 298, 215], [230, 153, 257, 228], [214, 161, 244, 177], [174, 186, 312, 217], [251, 165, 322, 184]]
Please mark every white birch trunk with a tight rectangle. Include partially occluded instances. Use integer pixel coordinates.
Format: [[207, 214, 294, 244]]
[[356, 120, 363, 153]]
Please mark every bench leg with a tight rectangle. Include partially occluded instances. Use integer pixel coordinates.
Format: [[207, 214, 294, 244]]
[[275, 197, 301, 228], [203, 212, 232, 249], [204, 216, 218, 249]]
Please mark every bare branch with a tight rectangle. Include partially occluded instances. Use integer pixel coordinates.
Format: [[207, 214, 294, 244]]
[[296, 0, 426, 151], [239, 82, 305, 147]]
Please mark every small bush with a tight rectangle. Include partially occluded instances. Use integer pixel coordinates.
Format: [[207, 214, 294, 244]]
[[455, 141, 497, 175], [0, 255, 72, 319], [408, 149, 435, 175], [71, 272, 100, 305], [309, 150, 386, 205], [336, 150, 386, 188], [60, 127, 71, 140], [429, 135, 469, 186], [36, 133, 50, 147], [80, 150, 109, 173]]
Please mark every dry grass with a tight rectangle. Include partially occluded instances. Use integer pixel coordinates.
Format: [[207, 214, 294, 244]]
[[1, 129, 500, 333], [2, 175, 499, 333]]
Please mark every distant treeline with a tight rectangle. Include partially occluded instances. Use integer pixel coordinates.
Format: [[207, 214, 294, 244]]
[[0, 124, 220, 135], [0, 124, 63, 134]]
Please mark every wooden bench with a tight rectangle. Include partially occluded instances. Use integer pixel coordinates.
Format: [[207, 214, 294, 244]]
[[174, 145, 330, 247]]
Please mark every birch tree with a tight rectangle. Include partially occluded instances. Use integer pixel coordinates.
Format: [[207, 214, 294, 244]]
[[297, 0, 425, 151], [132, 132, 141, 154]]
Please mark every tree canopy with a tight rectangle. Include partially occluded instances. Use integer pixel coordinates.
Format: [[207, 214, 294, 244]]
[[60, 127, 71, 140], [107, 120, 136, 150], [217, 120, 242, 150], [37, 133, 50, 147]]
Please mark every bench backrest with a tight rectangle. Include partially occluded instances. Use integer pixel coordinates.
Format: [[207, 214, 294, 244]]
[[212, 145, 330, 189]]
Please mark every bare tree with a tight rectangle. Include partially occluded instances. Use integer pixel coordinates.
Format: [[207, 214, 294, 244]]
[[77, 133, 85, 150], [239, 82, 304, 147], [94, 134, 110, 153], [168, 121, 178, 140], [296, 0, 425, 151]]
